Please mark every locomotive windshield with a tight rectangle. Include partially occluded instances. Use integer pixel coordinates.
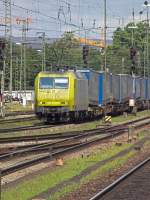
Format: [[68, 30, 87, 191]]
[[40, 77, 53, 89], [54, 78, 68, 89], [39, 77, 68, 89]]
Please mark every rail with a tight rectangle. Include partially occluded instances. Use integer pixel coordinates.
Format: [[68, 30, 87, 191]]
[[89, 156, 150, 200], [0, 116, 150, 176]]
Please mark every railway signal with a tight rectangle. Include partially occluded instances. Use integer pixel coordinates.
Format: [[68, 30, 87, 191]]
[[130, 47, 137, 64], [130, 47, 137, 74], [82, 45, 89, 65]]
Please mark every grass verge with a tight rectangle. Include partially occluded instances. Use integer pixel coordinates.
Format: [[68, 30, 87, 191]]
[[50, 151, 135, 200], [2, 142, 134, 200]]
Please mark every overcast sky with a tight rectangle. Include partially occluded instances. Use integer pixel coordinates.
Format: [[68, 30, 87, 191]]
[[0, 0, 149, 39]]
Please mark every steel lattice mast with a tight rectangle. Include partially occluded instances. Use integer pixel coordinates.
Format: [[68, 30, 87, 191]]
[[4, 0, 13, 94]]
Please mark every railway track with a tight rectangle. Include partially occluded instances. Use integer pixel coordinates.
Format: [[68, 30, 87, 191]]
[[0, 115, 149, 144], [0, 116, 149, 177], [89, 156, 150, 200], [0, 115, 149, 136], [0, 126, 127, 157], [0, 116, 36, 124], [5, 111, 34, 117], [0, 128, 126, 176], [0, 126, 127, 162], [0, 117, 149, 176], [0, 125, 123, 143], [0, 123, 56, 133]]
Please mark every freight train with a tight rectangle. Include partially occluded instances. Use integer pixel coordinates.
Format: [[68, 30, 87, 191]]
[[34, 69, 150, 122]]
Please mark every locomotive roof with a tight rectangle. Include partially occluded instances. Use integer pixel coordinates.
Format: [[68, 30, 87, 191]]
[[37, 71, 86, 80]]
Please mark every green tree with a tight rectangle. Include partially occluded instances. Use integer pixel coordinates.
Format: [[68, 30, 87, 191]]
[[106, 22, 149, 75], [9, 21, 150, 90]]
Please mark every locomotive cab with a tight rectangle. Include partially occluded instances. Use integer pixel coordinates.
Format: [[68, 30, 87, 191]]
[[34, 71, 88, 122]]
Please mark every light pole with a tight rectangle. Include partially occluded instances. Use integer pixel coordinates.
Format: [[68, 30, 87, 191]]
[[103, 0, 107, 117], [15, 56, 19, 92], [140, 1, 150, 77], [122, 57, 125, 74], [144, 41, 146, 77], [145, 1, 150, 77], [132, 8, 135, 46], [37, 49, 43, 71], [104, 0, 107, 73], [16, 42, 23, 98], [37, 32, 46, 71], [128, 9, 137, 47], [128, 25, 138, 46], [143, 1, 150, 111], [140, 9, 147, 77]]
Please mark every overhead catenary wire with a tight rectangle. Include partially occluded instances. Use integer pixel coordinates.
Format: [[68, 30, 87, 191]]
[[0, 0, 121, 40]]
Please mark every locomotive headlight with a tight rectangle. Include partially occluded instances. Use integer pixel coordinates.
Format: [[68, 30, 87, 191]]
[[61, 101, 65, 105], [61, 101, 68, 105]]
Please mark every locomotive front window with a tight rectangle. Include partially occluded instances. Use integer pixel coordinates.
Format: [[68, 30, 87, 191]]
[[39, 77, 53, 89], [54, 78, 69, 89]]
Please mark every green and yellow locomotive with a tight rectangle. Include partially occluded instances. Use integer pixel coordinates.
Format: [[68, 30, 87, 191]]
[[34, 71, 89, 122]]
